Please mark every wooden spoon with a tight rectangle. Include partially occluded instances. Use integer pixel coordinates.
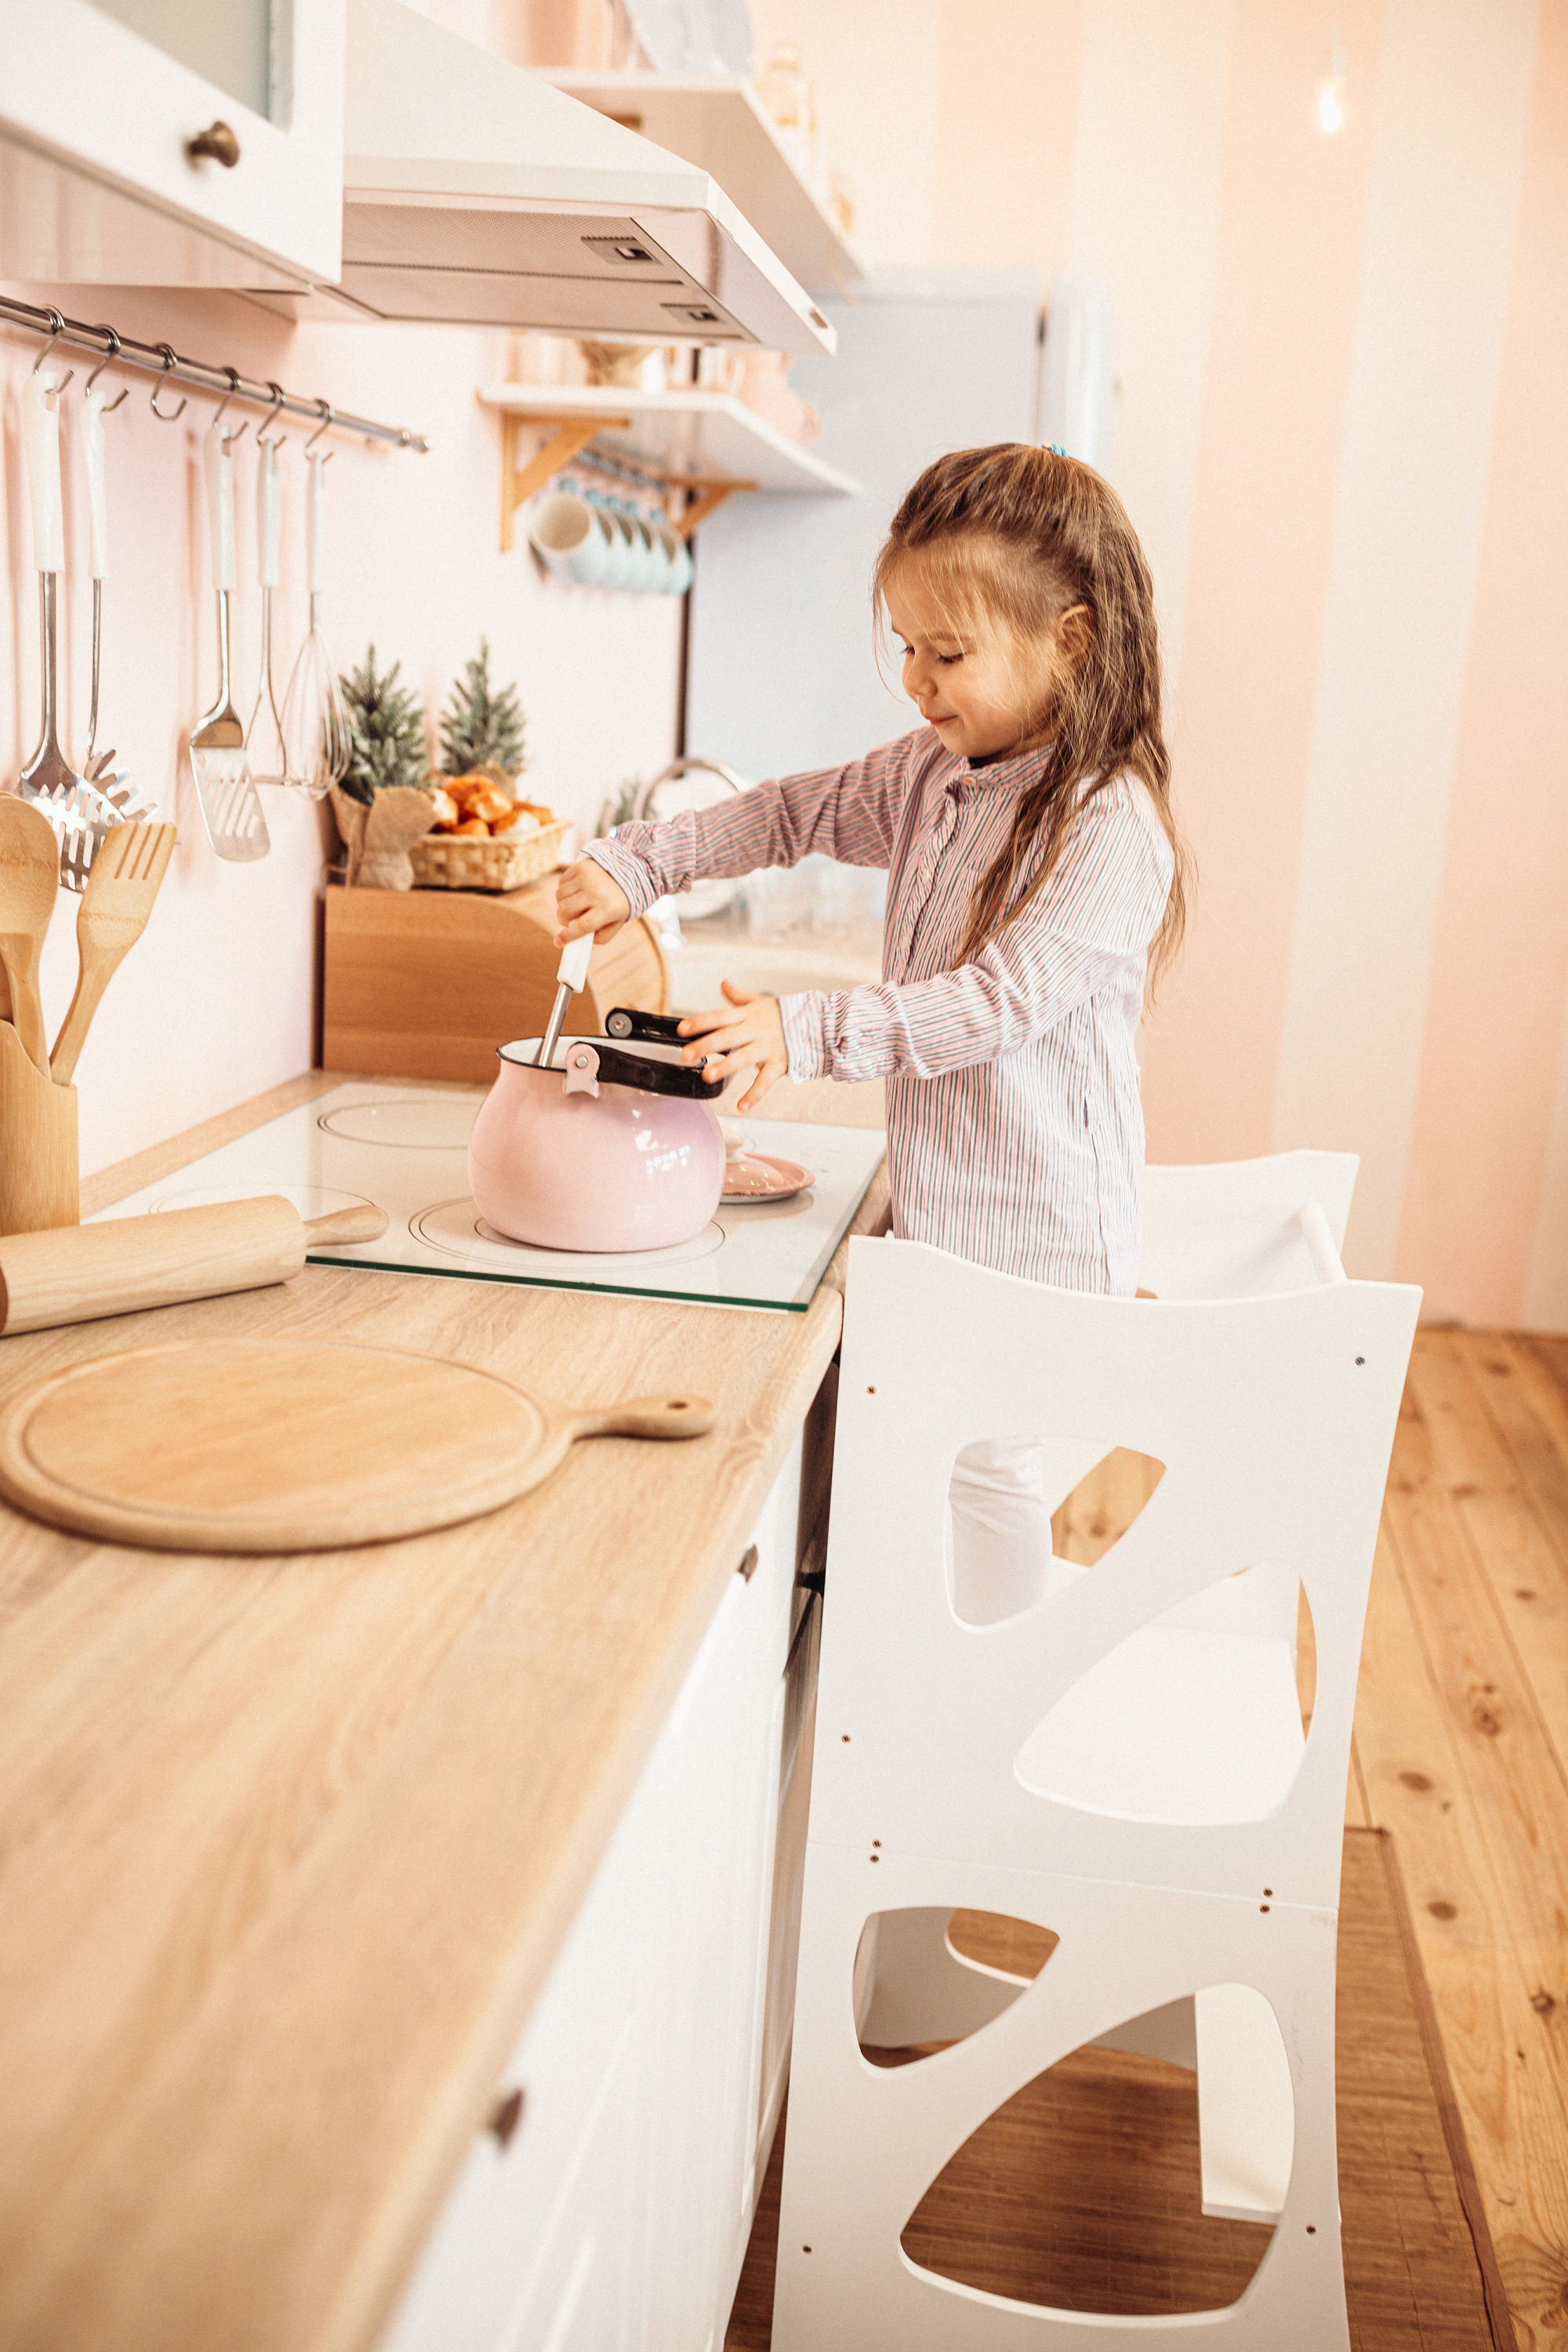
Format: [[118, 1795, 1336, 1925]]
[[0, 797, 60, 1075], [50, 822, 177, 1085]]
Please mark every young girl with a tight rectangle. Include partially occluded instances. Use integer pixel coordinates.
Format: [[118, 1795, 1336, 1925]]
[[556, 443, 1187, 1621]]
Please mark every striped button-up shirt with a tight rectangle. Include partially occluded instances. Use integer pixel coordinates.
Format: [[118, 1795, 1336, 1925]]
[[586, 728, 1174, 1294]]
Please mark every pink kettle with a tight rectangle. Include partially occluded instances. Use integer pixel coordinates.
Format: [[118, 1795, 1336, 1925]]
[[469, 1015, 724, 1253]]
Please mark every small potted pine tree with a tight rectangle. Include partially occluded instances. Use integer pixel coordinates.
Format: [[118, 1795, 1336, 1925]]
[[412, 639, 564, 890], [439, 636, 527, 788], [329, 648, 440, 889]]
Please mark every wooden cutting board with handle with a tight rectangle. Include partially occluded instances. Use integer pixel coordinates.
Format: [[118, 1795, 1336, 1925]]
[[0, 1338, 714, 1553]]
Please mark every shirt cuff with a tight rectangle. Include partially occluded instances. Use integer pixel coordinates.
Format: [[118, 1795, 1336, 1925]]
[[779, 991, 826, 1083], [584, 836, 661, 920]]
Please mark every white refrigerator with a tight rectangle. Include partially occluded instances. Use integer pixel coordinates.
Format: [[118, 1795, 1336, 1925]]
[[684, 269, 1044, 789]]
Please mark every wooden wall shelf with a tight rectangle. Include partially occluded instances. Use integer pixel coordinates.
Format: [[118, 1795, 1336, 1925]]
[[478, 383, 859, 553]]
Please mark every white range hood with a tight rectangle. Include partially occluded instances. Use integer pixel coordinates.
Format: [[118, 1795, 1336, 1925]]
[[292, 0, 833, 352]]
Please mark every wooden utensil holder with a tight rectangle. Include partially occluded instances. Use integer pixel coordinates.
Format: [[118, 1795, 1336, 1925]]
[[0, 1022, 78, 1236]]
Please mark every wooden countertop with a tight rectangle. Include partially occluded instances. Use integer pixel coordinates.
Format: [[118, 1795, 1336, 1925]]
[[0, 1071, 887, 2352]]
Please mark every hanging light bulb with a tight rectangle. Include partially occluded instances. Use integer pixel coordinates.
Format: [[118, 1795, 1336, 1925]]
[[1316, 31, 1347, 133]]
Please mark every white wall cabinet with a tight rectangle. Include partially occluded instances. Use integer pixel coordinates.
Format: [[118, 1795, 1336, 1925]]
[[380, 1422, 821, 2352], [0, 0, 344, 289]]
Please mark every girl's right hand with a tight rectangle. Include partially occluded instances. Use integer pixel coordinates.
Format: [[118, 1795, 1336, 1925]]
[[555, 857, 632, 948]]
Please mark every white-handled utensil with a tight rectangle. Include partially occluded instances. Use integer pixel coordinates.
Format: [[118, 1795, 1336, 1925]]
[[79, 382, 156, 825], [280, 451, 350, 798], [190, 419, 270, 862], [245, 434, 290, 786], [15, 372, 118, 891], [82, 379, 107, 766], [536, 928, 595, 1068]]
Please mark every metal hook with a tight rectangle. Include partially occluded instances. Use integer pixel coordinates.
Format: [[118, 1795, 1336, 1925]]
[[304, 398, 334, 455], [85, 326, 129, 412], [211, 365, 249, 448], [256, 380, 288, 450], [150, 346, 188, 422], [32, 309, 75, 397]]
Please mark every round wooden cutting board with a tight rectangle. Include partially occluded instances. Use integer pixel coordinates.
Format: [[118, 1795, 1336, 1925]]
[[0, 1338, 712, 1554]]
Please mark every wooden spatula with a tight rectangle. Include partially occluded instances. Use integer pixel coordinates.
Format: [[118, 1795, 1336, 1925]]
[[0, 797, 60, 1076], [51, 822, 177, 1085]]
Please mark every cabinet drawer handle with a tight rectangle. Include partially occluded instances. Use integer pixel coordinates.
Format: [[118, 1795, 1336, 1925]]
[[487, 2087, 525, 2151], [187, 122, 241, 169], [738, 1543, 760, 1583]]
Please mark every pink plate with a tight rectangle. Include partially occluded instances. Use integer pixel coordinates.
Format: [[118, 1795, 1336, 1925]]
[[722, 1152, 814, 1202]]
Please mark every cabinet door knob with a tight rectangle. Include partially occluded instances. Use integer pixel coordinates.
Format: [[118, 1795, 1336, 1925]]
[[487, 2087, 525, 2151], [738, 1543, 760, 1582], [187, 122, 241, 169]]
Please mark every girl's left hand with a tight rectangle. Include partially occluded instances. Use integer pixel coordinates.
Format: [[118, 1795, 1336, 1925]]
[[679, 982, 787, 1113]]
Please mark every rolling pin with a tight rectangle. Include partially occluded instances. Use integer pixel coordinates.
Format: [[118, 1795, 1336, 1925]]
[[0, 1198, 389, 1338]]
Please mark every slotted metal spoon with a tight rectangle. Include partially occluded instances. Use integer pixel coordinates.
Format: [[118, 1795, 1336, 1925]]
[[189, 416, 270, 861]]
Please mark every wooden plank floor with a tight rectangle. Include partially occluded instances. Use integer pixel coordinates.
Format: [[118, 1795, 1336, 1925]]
[[1352, 1330, 1568, 2351]]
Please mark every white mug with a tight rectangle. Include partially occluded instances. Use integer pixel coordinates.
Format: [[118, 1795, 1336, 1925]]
[[529, 491, 614, 587], [649, 517, 693, 594], [626, 510, 670, 593], [590, 498, 642, 592]]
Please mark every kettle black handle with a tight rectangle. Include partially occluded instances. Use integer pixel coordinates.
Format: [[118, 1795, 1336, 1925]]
[[606, 1007, 686, 1044]]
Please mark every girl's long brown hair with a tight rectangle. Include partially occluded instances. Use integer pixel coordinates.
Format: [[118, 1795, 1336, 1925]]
[[874, 443, 1189, 985]]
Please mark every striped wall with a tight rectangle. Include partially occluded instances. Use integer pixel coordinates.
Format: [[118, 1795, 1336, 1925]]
[[752, 0, 1568, 1326]]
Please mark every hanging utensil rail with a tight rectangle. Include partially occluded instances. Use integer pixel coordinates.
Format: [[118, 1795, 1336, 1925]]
[[0, 296, 431, 455]]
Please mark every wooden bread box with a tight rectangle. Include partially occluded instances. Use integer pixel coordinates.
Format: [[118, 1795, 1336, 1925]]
[[322, 876, 668, 1083]]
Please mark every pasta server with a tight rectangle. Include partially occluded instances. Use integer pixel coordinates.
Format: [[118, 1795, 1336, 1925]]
[[189, 416, 270, 861]]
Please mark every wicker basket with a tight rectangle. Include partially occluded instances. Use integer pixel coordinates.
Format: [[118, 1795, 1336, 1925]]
[[410, 819, 571, 893]]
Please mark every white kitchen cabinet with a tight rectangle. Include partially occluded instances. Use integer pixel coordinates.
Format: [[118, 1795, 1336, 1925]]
[[0, 0, 343, 289], [380, 1425, 816, 2352]]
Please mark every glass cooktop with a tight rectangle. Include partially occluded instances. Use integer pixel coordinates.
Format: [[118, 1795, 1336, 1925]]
[[94, 1083, 887, 1314]]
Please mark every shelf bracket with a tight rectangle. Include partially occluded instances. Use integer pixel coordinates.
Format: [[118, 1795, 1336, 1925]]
[[669, 477, 757, 540], [498, 411, 760, 551], [500, 412, 629, 550]]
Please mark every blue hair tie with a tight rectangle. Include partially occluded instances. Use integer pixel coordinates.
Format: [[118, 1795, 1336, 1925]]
[[1047, 442, 1068, 457]]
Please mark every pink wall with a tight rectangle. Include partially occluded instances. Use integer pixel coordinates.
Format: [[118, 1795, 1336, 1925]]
[[753, 0, 1568, 1327], [1394, 0, 1568, 1321], [0, 285, 684, 1180], [1145, 0, 1384, 1166]]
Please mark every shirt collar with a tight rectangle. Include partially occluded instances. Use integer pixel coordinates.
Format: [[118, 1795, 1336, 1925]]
[[938, 736, 1054, 791]]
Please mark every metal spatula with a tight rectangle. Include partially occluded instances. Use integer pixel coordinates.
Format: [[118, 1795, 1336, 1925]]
[[189, 419, 270, 862]]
